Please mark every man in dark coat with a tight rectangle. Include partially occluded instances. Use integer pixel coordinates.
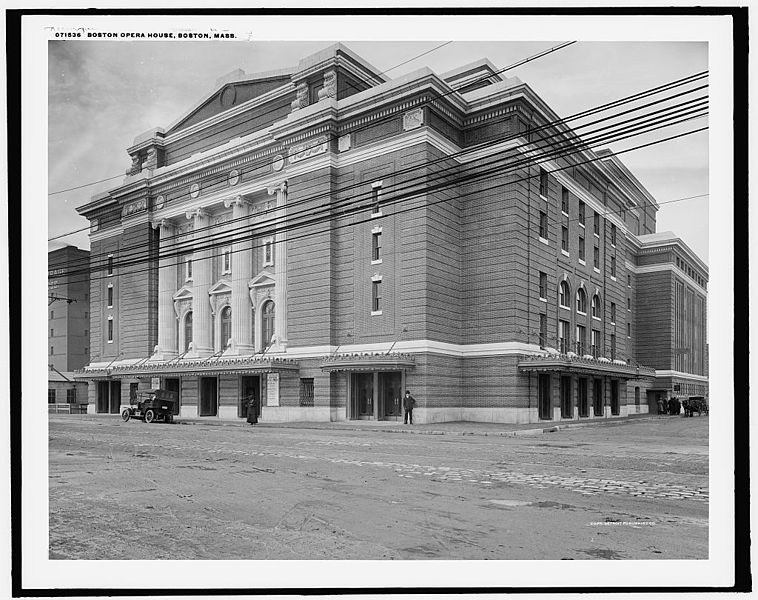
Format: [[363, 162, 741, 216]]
[[246, 396, 258, 425], [403, 390, 416, 425]]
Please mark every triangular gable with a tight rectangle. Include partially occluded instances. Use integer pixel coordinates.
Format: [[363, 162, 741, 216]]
[[209, 279, 233, 295], [168, 76, 292, 134], [249, 270, 275, 288], [172, 286, 193, 301]]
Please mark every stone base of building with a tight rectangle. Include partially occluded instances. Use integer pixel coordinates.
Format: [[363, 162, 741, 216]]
[[261, 406, 332, 422]]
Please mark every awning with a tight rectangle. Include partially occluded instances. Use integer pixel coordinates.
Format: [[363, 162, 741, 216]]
[[76, 355, 300, 380], [320, 352, 416, 372], [517, 354, 656, 380]]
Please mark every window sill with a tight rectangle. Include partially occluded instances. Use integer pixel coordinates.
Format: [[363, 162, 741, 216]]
[[560, 304, 570, 311], [371, 259, 383, 265], [222, 270, 231, 276], [577, 311, 587, 317], [371, 212, 383, 219], [611, 321, 616, 326], [579, 222, 585, 228], [539, 297, 547, 303], [263, 262, 274, 268], [561, 250, 570, 257], [538, 237, 549, 246], [107, 340, 114, 344], [610, 276, 617, 282], [539, 194, 548, 202], [371, 310, 383, 316], [594, 232, 600, 238], [578, 259, 586, 265], [561, 211, 569, 218], [611, 243, 616, 249], [107, 305, 113, 309], [593, 267, 600, 273], [185, 278, 193, 283]]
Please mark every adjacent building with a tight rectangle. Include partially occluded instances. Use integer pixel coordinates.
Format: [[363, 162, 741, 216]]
[[49, 245, 90, 409], [74, 44, 708, 423]]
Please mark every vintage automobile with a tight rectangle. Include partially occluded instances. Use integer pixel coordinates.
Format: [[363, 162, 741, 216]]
[[121, 389, 178, 424]]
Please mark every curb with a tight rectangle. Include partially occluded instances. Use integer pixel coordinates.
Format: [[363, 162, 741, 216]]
[[172, 414, 672, 437]]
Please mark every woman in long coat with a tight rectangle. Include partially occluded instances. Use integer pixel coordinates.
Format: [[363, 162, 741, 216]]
[[246, 396, 258, 425]]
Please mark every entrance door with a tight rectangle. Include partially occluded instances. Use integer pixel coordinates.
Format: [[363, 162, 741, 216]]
[[351, 373, 373, 419], [109, 381, 121, 414], [97, 381, 109, 413], [610, 380, 620, 415], [199, 377, 218, 417], [164, 378, 180, 414], [593, 378, 603, 416], [560, 376, 572, 419], [379, 372, 402, 420], [240, 376, 260, 418], [578, 378, 588, 417], [538, 374, 551, 420]]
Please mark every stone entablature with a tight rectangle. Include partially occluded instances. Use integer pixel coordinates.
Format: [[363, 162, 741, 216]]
[[77, 355, 300, 378]]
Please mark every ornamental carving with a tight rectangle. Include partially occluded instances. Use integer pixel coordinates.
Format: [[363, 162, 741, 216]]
[[338, 134, 351, 152], [228, 169, 240, 186], [210, 292, 231, 316], [173, 298, 192, 319], [291, 82, 309, 110], [402, 108, 424, 131], [288, 137, 327, 164], [318, 70, 337, 101], [122, 198, 148, 217]]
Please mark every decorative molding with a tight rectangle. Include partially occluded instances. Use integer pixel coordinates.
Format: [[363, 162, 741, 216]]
[[185, 207, 209, 221], [272, 154, 285, 171], [338, 133, 351, 152], [228, 169, 240, 186], [288, 136, 328, 164], [318, 69, 337, 101], [402, 108, 424, 131], [267, 181, 288, 196], [223, 195, 250, 209], [189, 183, 201, 199], [121, 198, 148, 217], [291, 81, 308, 111]]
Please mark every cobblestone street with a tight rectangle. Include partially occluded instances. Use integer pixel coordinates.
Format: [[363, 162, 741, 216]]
[[49, 415, 708, 560]]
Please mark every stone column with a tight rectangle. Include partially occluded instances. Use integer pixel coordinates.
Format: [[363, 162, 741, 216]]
[[224, 195, 253, 354], [152, 219, 178, 359], [267, 181, 288, 352], [186, 208, 212, 357]]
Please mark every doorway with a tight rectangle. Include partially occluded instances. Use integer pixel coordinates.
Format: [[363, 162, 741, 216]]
[[538, 374, 551, 420], [560, 376, 572, 419], [351, 373, 373, 419], [98, 381, 122, 414], [380, 372, 402, 420], [610, 380, 620, 415], [578, 378, 588, 417], [199, 377, 218, 416], [239, 376, 260, 418], [164, 378, 180, 414], [593, 378, 603, 416]]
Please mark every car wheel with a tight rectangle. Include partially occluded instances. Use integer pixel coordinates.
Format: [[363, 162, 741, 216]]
[[121, 409, 131, 422], [145, 409, 155, 423]]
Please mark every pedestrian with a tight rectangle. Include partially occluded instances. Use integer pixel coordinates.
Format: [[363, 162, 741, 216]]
[[403, 390, 416, 425], [246, 395, 258, 425]]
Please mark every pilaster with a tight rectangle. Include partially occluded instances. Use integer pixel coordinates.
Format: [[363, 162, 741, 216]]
[[224, 196, 254, 354], [186, 208, 212, 357], [267, 181, 288, 352]]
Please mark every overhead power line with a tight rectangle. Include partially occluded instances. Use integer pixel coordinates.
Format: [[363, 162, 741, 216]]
[[48, 70, 708, 271]]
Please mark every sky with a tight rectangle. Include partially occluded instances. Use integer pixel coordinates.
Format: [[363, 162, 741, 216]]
[[48, 39, 709, 262]]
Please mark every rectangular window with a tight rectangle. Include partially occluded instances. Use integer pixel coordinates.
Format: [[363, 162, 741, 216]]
[[578, 236, 585, 261], [108, 319, 114, 342], [223, 249, 231, 274], [372, 232, 382, 262], [186, 257, 193, 280], [107, 255, 113, 276], [539, 211, 548, 239], [372, 280, 381, 313], [264, 240, 274, 266], [611, 223, 617, 246], [309, 83, 323, 105], [576, 325, 586, 355], [107, 286, 113, 307], [50, 328, 54, 337], [85, 347, 88, 355], [85, 312, 88, 318], [611, 302, 616, 324], [84, 330, 88, 336], [48, 389, 56, 403], [591, 329, 600, 358], [539, 313, 547, 348], [371, 183, 382, 215], [299, 378, 315, 407], [561, 187, 569, 214], [50, 346, 54, 356], [67, 389, 76, 404], [50, 311, 54, 319], [559, 319, 570, 354], [130, 382, 139, 402], [611, 256, 617, 277], [627, 296, 631, 310], [593, 246, 600, 269], [539, 168, 549, 197], [84, 293, 88, 300], [578, 201, 586, 226], [594, 213, 600, 236], [627, 322, 631, 337], [627, 274, 631, 287], [561, 226, 569, 253], [539, 271, 547, 299], [611, 334, 616, 360]]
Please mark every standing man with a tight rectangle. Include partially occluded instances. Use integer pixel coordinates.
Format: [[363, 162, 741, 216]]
[[403, 390, 416, 425]]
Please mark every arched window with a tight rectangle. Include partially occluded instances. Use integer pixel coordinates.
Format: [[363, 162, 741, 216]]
[[576, 288, 587, 314], [262, 301, 275, 346], [559, 281, 570, 308], [220, 306, 231, 350], [591, 294, 601, 319], [184, 311, 193, 351]]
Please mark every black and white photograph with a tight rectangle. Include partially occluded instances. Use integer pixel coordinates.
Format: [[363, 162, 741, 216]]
[[13, 8, 743, 594]]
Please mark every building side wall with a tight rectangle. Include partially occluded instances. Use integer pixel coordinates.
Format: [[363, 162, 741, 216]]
[[635, 271, 674, 369]]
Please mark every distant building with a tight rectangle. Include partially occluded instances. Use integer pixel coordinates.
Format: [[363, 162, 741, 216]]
[[75, 44, 707, 422], [49, 245, 90, 409]]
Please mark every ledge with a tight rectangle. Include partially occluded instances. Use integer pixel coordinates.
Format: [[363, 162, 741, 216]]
[[517, 354, 656, 379], [320, 352, 416, 372]]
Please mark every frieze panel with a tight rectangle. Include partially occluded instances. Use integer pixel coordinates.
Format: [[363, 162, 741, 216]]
[[121, 198, 148, 217], [288, 136, 328, 164]]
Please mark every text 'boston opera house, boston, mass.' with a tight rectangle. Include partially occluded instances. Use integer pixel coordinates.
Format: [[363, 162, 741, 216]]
[[74, 43, 708, 424]]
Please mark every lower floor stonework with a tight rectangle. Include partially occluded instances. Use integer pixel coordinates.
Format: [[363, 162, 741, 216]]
[[78, 351, 707, 424]]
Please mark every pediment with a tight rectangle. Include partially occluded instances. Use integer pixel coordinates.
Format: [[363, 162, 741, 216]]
[[209, 279, 233, 295], [167, 76, 291, 134], [172, 286, 193, 301], [249, 270, 275, 288]]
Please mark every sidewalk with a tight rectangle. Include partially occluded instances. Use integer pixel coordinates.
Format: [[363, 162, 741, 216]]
[[173, 412, 675, 437]]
